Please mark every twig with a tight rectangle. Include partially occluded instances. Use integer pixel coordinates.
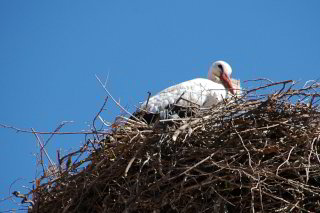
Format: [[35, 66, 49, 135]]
[[44, 121, 74, 147], [276, 146, 296, 176], [244, 78, 274, 84], [95, 74, 142, 122], [0, 123, 105, 135], [92, 97, 109, 136], [124, 132, 141, 177], [124, 157, 136, 177], [31, 128, 55, 168], [306, 137, 317, 183], [232, 121, 254, 172], [246, 80, 293, 94], [169, 150, 220, 181], [145, 91, 151, 109]]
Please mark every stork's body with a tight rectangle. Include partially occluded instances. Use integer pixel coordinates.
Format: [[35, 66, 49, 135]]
[[136, 60, 237, 120], [140, 78, 228, 113]]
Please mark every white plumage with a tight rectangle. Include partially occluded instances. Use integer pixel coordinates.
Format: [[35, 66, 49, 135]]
[[138, 60, 237, 115], [140, 78, 228, 113]]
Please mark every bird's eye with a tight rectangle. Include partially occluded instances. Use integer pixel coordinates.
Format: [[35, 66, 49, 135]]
[[217, 64, 223, 71]]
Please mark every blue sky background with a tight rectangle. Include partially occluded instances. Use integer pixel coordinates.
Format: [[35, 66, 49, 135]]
[[0, 1, 319, 211]]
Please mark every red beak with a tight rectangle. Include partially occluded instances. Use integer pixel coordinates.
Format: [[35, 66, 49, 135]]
[[220, 72, 235, 95]]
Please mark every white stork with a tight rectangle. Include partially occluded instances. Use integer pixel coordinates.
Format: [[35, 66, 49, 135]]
[[136, 60, 237, 121]]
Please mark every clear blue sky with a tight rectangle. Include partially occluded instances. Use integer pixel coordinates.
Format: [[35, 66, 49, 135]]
[[1, 1, 319, 211]]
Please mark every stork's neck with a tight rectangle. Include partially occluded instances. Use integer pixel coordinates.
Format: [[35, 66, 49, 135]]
[[210, 75, 223, 85]]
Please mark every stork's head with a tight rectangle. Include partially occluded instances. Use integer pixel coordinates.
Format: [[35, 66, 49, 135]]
[[208, 60, 235, 95]]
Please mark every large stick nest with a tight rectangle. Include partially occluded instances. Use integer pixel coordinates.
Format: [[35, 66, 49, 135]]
[[28, 80, 320, 212]]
